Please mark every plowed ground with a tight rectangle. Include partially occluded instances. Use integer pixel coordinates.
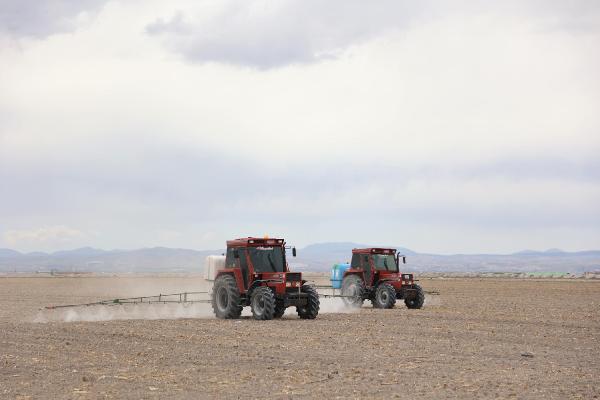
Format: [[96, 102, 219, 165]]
[[1, 276, 599, 399]]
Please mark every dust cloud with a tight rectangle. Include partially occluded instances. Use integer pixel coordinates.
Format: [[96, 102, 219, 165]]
[[34, 303, 216, 323], [424, 294, 441, 306], [33, 295, 358, 323], [313, 297, 360, 314]]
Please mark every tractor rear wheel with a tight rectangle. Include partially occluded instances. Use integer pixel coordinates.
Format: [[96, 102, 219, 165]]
[[211, 274, 243, 319], [373, 283, 396, 309], [297, 285, 320, 319], [404, 284, 425, 309], [250, 286, 276, 320], [273, 299, 286, 318], [341, 274, 365, 308]]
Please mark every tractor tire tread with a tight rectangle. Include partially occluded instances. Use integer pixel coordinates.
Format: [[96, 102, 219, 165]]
[[211, 274, 243, 319], [250, 286, 276, 320], [373, 282, 397, 309], [341, 274, 365, 308], [297, 284, 320, 319], [404, 283, 425, 309]]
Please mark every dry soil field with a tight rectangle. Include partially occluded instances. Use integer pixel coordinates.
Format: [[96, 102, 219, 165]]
[[1, 275, 599, 399]]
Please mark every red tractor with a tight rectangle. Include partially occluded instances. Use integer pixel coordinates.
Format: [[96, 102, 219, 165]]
[[211, 237, 320, 320], [340, 248, 424, 309]]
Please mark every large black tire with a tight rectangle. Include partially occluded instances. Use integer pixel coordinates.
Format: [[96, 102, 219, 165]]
[[373, 283, 397, 309], [273, 299, 286, 319], [211, 274, 243, 319], [297, 285, 320, 319], [341, 274, 365, 308], [250, 286, 276, 320], [404, 284, 425, 309]]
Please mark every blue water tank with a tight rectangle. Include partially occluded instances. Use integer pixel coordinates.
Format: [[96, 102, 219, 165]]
[[330, 263, 350, 289]]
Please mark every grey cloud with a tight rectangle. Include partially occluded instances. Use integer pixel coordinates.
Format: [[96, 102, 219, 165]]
[[0, 0, 109, 38], [145, 12, 189, 36], [525, 0, 600, 32], [146, 0, 600, 69], [145, 0, 426, 69], [1, 138, 598, 231]]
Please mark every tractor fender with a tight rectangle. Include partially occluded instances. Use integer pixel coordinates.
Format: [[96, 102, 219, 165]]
[[214, 270, 245, 295], [378, 278, 403, 287], [374, 279, 402, 295], [342, 270, 363, 279], [247, 279, 282, 295], [342, 270, 365, 284], [214, 270, 236, 281]]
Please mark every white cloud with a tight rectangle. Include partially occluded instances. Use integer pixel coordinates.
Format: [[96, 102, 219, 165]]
[[3, 226, 86, 251]]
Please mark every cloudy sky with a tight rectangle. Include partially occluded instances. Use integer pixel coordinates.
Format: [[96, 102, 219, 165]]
[[0, 0, 599, 254]]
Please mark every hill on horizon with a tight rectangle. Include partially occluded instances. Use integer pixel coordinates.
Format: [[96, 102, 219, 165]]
[[1, 243, 599, 274]]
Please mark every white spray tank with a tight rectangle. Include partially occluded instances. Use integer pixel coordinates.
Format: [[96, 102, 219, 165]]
[[203, 255, 226, 281]]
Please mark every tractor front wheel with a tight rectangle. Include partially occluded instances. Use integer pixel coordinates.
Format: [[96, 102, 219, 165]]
[[341, 275, 365, 308], [373, 283, 396, 309], [250, 286, 276, 320], [297, 285, 320, 319], [404, 284, 425, 309], [211, 274, 243, 319]]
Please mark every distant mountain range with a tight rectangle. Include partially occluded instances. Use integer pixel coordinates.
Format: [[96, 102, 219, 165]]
[[1, 243, 599, 274], [0, 246, 220, 273], [292, 243, 600, 274]]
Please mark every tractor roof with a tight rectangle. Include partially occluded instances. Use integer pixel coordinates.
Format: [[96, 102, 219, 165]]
[[352, 247, 396, 255], [227, 237, 286, 247]]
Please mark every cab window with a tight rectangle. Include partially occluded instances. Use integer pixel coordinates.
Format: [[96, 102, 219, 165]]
[[372, 254, 398, 272], [351, 254, 361, 269], [225, 247, 237, 268]]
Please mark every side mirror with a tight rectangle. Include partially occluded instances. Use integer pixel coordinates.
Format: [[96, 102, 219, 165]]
[[292, 247, 297, 257], [233, 249, 239, 259], [403, 256, 406, 264]]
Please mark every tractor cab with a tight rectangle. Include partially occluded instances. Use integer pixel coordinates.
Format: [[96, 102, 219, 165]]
[[341, 247, 424, 309], [224, 237, 303, 292], [211, 237, 319, 320], [349, 248, 409, 287]]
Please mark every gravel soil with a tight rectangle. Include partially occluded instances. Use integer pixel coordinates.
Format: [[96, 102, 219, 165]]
[[1, 276, 599, 399]]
